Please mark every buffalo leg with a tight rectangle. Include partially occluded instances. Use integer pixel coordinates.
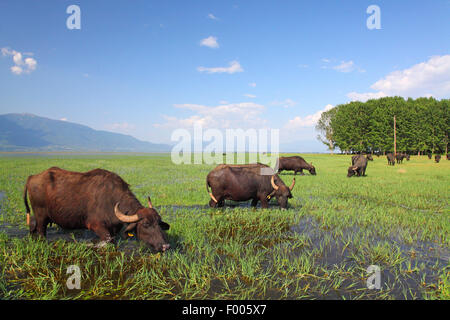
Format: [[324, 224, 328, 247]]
[[259, 196, 269, 208], [33, 208, 49, 238], [251, 198, 258, 207], [88, 222, 114, 246]]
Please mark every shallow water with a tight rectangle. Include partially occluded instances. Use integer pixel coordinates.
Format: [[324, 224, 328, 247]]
[[0, 202, 447, 299], [285, 216, 449, 299], [160, 199, 289, 213]]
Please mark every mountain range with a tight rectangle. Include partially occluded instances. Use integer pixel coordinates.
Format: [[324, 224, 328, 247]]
[[0, 113, 171, 152]]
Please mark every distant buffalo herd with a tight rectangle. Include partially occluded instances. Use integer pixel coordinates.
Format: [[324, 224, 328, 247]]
[[22, 153, 448, 250]]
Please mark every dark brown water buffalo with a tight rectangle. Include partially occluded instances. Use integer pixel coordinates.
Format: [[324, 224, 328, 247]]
[[447, 154, 450, 160], [435, 155, 441, 163], [428, 153, 432, 159], [396, 153, 407, 164], [206, 163, 295, 209], [277, 156, 316, 175], [348, 155, 368, 177], [387, 153, 395, 166], [406, 154, 410, 161], [352, 154, 372, 165], [23, 167, 170, 252]]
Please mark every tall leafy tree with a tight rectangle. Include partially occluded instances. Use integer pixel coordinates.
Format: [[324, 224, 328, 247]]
[[315, 107, 338, 153], [315, 97, 450, 154]]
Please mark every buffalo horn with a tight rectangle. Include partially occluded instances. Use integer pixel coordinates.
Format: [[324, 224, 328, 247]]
[[271, 175, 279, 190], [289, 177, 296, 191], [209, 192, 218, 203], [114, 203, 140, 223], [147, 196, 153, 208]]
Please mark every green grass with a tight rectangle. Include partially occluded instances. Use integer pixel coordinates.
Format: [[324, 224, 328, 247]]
[[0, 153, 448, 299]]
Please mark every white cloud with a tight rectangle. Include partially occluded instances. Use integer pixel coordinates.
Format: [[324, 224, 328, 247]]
[[155, 102, 266, 130], [248, 82, 256, 87], [347, 55, 450, 101], [347, 91, 387, 102], [10, 66, 23, 75], [13, 52, 23, 65], [243, 93, 256, 98], [200, 36, 219, 48], [24, 57, 37, 71], [284, 104, 334, 129], [207, 13, 218, 20], [322, 60, 364, 73], [1, 47, 37, 75], [219, 100, 229, 104], [270, 99, 297, 108], [298, 64, 309, 68], [333, 60, 355, 73], [197, 60, 243, 74]]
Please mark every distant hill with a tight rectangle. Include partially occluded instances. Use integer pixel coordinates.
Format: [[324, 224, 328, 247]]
[[0, 113, 171, 152]]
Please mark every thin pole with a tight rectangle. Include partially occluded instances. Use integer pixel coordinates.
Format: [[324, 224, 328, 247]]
[[394, 115, 397, 156]]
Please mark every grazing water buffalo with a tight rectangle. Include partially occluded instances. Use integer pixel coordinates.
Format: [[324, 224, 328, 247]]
[[277, 156, 316, 175], [428, 153, 432, 159], [206, 163, 295, 209], [351, 154, 372, 165], [348, 155, 368, 177], [24, 167, 170, 252], [396, 153, 407, 164], [387, 153, 395, 166], [447, 154, 450, 160], [406, 154, 410, 161], [435, 155, 441, 163]]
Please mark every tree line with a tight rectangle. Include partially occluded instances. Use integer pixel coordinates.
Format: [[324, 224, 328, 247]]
[[315, 96, 449, 155]]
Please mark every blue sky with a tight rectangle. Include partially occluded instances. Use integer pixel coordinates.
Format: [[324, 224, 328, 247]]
[[1, 0, 449, 151]]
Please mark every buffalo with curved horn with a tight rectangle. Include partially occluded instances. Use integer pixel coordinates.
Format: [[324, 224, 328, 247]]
[[24, 167, 170, 252], [347, 155, 368, 177], [206, 163, 295, 209]]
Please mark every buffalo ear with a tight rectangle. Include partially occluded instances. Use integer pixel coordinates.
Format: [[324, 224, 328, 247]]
[[159, 221, 170, 230]]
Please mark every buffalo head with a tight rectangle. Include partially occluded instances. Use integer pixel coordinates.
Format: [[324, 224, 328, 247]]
[[268, 175, 295, 209], [114, 197, 170, 252], [308, 163, 317, 175], [347, 166, 358, 177]]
